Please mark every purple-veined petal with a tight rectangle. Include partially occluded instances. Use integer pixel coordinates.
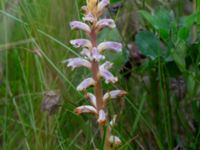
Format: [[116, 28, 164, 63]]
[[97, 0, 110, 12], [83, 13, 96, 22], [91, 47, 105, 61], [108, 135, 122, 146], [77, 78, 96, 91], [70, 39, 92, 49], [100, 68, 118, 84], [100, 61, 113, 70], [75, 105, 97, 115], [63, 58, 91, 70], [97, 41, 122, 53], [96, 19, 116, 30], [97, 109, 106, 125], [81, 48, 92, 59], [85, 93, 96, 107], [103, 90, 127, 102], [70, 21, 91, 33]]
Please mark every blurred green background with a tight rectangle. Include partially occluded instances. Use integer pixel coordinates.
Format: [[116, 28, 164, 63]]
[[0, 0, 200, 149]]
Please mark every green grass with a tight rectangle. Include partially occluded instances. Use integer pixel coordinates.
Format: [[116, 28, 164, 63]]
[[0, 0, 200, 149]]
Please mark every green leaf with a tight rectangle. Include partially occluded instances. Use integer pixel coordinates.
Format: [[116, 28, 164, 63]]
[[170, 40, 187, 72], [135, 31, 162, 60], [177, 27, 190, 41], [140, 8, 173, 39]]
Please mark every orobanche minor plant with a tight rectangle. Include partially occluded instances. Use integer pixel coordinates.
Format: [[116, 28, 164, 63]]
[[64, 0, 127, 149]]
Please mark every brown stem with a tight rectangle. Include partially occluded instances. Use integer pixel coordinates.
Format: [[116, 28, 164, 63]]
[[104, 127, 112, 150], [90, 27, 112, 150], [90, 29, 103, 112]]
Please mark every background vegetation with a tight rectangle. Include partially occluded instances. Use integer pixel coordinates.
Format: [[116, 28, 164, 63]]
[[0, 0, 200, 149]]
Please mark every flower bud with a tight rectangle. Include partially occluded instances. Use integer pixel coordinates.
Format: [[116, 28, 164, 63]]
[[97, 109, 107, 125], [108, 135, 122, 146]]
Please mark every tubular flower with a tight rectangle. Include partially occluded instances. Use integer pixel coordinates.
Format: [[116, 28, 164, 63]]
[[75, 105, 97, 115], [98, 41, 122, 53], [96, 19, 116, 31], [85, 92, 97, 107], [103, 90, 127, 103], [97, 109, 107, 125], [64, 58, 91, 70], [70, 21, 91, 33], [97, 0, 110, 14], [99, 68, 118, 84], [91, 47, 105, 61], [70, 39, 92, 49], [76, 78, 96, 91], [64, 0, 127, 148]]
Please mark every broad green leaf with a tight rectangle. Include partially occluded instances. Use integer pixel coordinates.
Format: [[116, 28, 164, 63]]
[[177, 27, 190, 41], [140, 8, 173, 39], [135, 31, 162, 60]]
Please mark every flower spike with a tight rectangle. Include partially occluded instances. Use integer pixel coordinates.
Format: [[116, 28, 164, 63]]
[[65, 0, 126, 148]]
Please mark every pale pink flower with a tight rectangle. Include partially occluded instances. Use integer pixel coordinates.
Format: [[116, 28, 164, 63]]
[[100, 61, 113, 70], [77, 78, 96, 91], [97, 0, 110, 13], [75, 105, 97, 115], [96, 19, 116, 31], [91, 47, 105, 61], [64, 58, 91, 70], [103, 90, 127, 102], [70, 21, 91, 33], [99, 68, 118, 84], [98, 41, 122, 53], [97, 109, 107, 125], [81, 48, 92, 59], [85, 93, 97, 107], [70, 39, 92, 49], [83, 13, 96, 22]]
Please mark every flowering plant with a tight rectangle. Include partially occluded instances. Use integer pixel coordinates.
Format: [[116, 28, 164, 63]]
[[64, 0, 127, 149]]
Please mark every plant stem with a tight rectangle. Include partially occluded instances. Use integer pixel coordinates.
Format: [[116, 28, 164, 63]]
[[90, 29, 103, 112], [90, 26, 111, 150]]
